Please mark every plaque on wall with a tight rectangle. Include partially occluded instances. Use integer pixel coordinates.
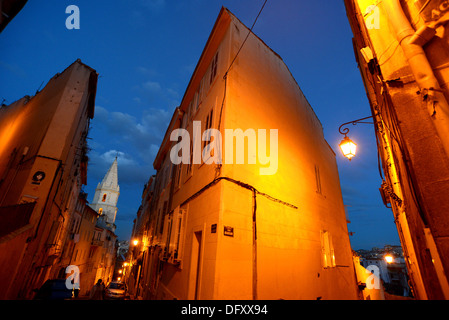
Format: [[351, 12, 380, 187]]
[[224, 226, 234, 237]]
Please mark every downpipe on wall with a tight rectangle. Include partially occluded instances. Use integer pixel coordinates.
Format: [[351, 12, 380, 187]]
[[383, 0, 449, 158], [383, 0, 449, 299]]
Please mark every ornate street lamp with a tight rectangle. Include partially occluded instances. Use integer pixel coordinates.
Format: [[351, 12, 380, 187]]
[[339, 136, 357, 161], [338, 116, 374, 161]]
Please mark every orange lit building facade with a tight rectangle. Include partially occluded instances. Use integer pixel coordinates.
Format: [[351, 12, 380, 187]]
[[0, 60, 98, 299], [345, 0, 449, 299], [128, 8, 359, 300]]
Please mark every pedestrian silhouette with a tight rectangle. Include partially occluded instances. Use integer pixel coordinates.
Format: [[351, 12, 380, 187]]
[[89, 279, 105, 300], [71, 278, 80, 298]]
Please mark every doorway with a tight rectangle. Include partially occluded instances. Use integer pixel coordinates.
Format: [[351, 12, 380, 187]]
[[188, 230, 203, 300]]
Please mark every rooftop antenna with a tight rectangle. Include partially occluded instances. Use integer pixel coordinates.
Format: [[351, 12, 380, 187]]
[[35, 81, 44, 95]]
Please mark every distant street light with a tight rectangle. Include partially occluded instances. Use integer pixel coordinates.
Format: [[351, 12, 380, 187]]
[[338, 116, 374, 161], [385, 254, 394, 264], [133, 239, 139, 246]]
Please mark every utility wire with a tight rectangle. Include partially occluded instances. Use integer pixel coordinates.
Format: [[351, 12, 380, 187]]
[[180, 176, 298, 210], [216, 0, 269, 177], [223, 0, 269, 79]]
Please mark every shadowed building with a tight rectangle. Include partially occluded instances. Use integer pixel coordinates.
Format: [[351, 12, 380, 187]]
[[0, 59, 97, 299], [53, 192, 101, 297], [0, 0, 27, 33]]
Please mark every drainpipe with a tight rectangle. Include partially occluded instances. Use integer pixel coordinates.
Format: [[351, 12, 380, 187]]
[[252, 189, 258, 301], [383, 0, 449, 157]]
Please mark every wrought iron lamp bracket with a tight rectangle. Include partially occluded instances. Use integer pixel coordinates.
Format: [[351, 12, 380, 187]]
[[338, 116, 374, 136]]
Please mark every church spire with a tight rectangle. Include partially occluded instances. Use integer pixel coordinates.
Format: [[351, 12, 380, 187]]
[[90, 157, 120, 227], [100, 157, 119, 191]]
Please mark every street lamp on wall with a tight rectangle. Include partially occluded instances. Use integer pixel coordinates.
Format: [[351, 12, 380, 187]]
[[338, 116, 374, 161], [339, 136, 357, 161]]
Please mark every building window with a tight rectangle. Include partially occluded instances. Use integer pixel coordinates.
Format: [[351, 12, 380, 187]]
[[161, 207, 186, 265], [175, 164, 182, 190], [99, 208, 103, 215], [89, 247, 94, 259], [186, 138, 194, 178], [210, 51, 219, 84], [194, 91, 201, 115], [102, 194, 107, 202], [182, 111, 188, 129], [187, 99, 192, 122], [158, 202, 169, 236], [202, 108, 214, 161], [315, 165, 322, 194], [198, 78, 204, 106], [321, 230, 336, 268], [174, 135, 183, 189]]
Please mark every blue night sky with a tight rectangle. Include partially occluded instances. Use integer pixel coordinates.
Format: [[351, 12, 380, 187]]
[[0, 0, 401, 250]]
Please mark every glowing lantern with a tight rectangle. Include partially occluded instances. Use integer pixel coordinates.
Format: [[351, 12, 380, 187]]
[[339, 136, 357, 161]]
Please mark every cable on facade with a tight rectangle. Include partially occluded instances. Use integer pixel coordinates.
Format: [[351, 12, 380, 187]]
[[179, 174, 295, 301], [223, 0, 269, 79], [355, 15, 425, 217], [215, 74, 227, 178], [251, 188, 258, 300], [216, 0, 269, 179], [368, 56, 429, 226], [180, 176, 298, 210]]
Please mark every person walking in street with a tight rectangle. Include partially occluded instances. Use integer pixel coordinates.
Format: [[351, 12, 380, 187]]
[[89, 279, 105, 300]]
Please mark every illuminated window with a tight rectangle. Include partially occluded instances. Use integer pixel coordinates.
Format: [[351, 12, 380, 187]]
[[102, 194, 107, 202], [99, 208, 103, 215]]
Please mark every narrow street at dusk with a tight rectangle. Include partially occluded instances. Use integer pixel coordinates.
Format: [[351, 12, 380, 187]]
[[1, 0, 449, 316]]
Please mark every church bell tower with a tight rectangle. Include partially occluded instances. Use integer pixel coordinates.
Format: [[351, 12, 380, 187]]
[[90, 157, 119, 225]]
